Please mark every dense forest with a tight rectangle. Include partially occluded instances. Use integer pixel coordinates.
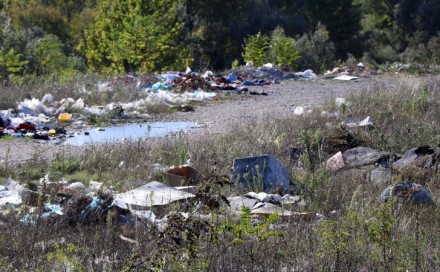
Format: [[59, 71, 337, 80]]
[[1, 0, 440, 82]]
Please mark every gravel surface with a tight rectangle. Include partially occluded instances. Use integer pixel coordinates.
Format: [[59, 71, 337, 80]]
[[0, 76, 386, 167]]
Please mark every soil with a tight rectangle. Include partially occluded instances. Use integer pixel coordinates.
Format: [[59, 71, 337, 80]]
[[0, 76, 387, 167]]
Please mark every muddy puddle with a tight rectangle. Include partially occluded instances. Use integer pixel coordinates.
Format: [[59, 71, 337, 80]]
[[63, 122, 195, 146]]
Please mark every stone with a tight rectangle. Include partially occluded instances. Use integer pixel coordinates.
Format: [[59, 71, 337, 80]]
[[232, 155, 290, 193]]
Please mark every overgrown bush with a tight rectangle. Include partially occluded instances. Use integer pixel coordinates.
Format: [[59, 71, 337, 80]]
[[296, 23, 336, 73], [269, 26, 300, 68], [242, 32, 270, 67]]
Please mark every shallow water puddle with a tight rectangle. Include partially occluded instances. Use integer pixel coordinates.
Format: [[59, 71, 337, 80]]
[[63, 121, 195, 146]]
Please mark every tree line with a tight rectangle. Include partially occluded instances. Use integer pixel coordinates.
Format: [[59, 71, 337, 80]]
[[1, 0, 440, 83]]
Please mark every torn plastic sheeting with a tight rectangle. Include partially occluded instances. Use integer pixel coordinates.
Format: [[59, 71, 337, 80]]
[[5, 178, 25, 192], [146, 82, 170, 92], [232, 155, 291, 193], [181, 90, 216, 101], [84, 107, 107, 115], [41, 203, 63, 218], [80, 196, 100, 219], [160, 73, 181, 84], [71, 98, 85, 110], [295, 69, 316, 79], [132, 210, 156, 223], [113, 181, 195, 209], [146, 90, 182, 105], [251, 202, 293, 217], [244, 192, 284, 206], [345, 116, 374, 128], [227, 196, 259, 214], [334, 75, 358, 81], [335, 97, 349, 107], [0, 192, 22, 208]]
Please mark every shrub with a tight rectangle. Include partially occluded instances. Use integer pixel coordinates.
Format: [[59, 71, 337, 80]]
[[296, 23, 336, 73], [269, 26, 300, 68], [242, 32, 270, 67]]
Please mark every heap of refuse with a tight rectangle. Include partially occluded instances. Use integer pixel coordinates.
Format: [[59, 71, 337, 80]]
[[323, 62, 378, 80], [0, 154, 327, 243]]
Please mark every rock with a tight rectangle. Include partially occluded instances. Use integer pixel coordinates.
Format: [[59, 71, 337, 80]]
[[392, 146, 439, 170], [325, 151, 345, 171], [232, 155, 290, 193], [380, 182, 434, 205], [343, 147, 391, 168], [370, 166, 392, 184], [322, 125, 360, 154]]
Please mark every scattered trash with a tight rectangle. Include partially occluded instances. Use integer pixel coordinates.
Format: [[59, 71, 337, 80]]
[[335, 97, 348, 107], [64, 181, 86, 197], [244, 192, 284, 205], [380, 182, 434, 205], [58, 113, 72, 122], [334, 75, 358, 81], [293, 106, 312, 116], [344, 116, 374, 128], [232, 155, 290, 193], [112, 181, 195, 210], [164, 165, 205, 187]]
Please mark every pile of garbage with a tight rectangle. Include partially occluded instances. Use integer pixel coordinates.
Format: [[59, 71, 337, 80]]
[[0, 147, 435, 246], [322, 62, 378, 80], [0, 155, 324, 243], [0, 64, 316, 142]]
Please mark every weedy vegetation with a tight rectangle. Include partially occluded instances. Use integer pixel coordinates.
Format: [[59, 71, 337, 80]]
[[1, 75, 440, 271]]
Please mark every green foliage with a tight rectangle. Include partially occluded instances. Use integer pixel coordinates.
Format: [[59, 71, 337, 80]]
[[229, 206, 280, 243], [81, 0, 192, 74], [29, 34, 85, 80], [306, 0, 362, 60], [242, 32, 270, 67], [46, 243, 86, 271], [364, 202, 395, 269], [296, 23, 336, 73], [231, 59, 240, 69], [9, 4, 69, 41], [0, 48, 27, 82], [427, 33, 440, 65], [269, 27, 300, 68]]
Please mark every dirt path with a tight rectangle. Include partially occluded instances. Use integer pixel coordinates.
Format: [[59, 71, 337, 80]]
[[163, 77, 378, 135], [0, 76, 384, 167]]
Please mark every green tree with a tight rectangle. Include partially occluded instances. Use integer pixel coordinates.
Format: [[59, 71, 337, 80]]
[[81, 0, 192, 74], [269, 27, 300, 68], [27, 34, 85, 80], [306, 0, 362, 60], [242, 32, 270, 67], [296, 23, 336, 73], [0, 48, 27, 83]]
